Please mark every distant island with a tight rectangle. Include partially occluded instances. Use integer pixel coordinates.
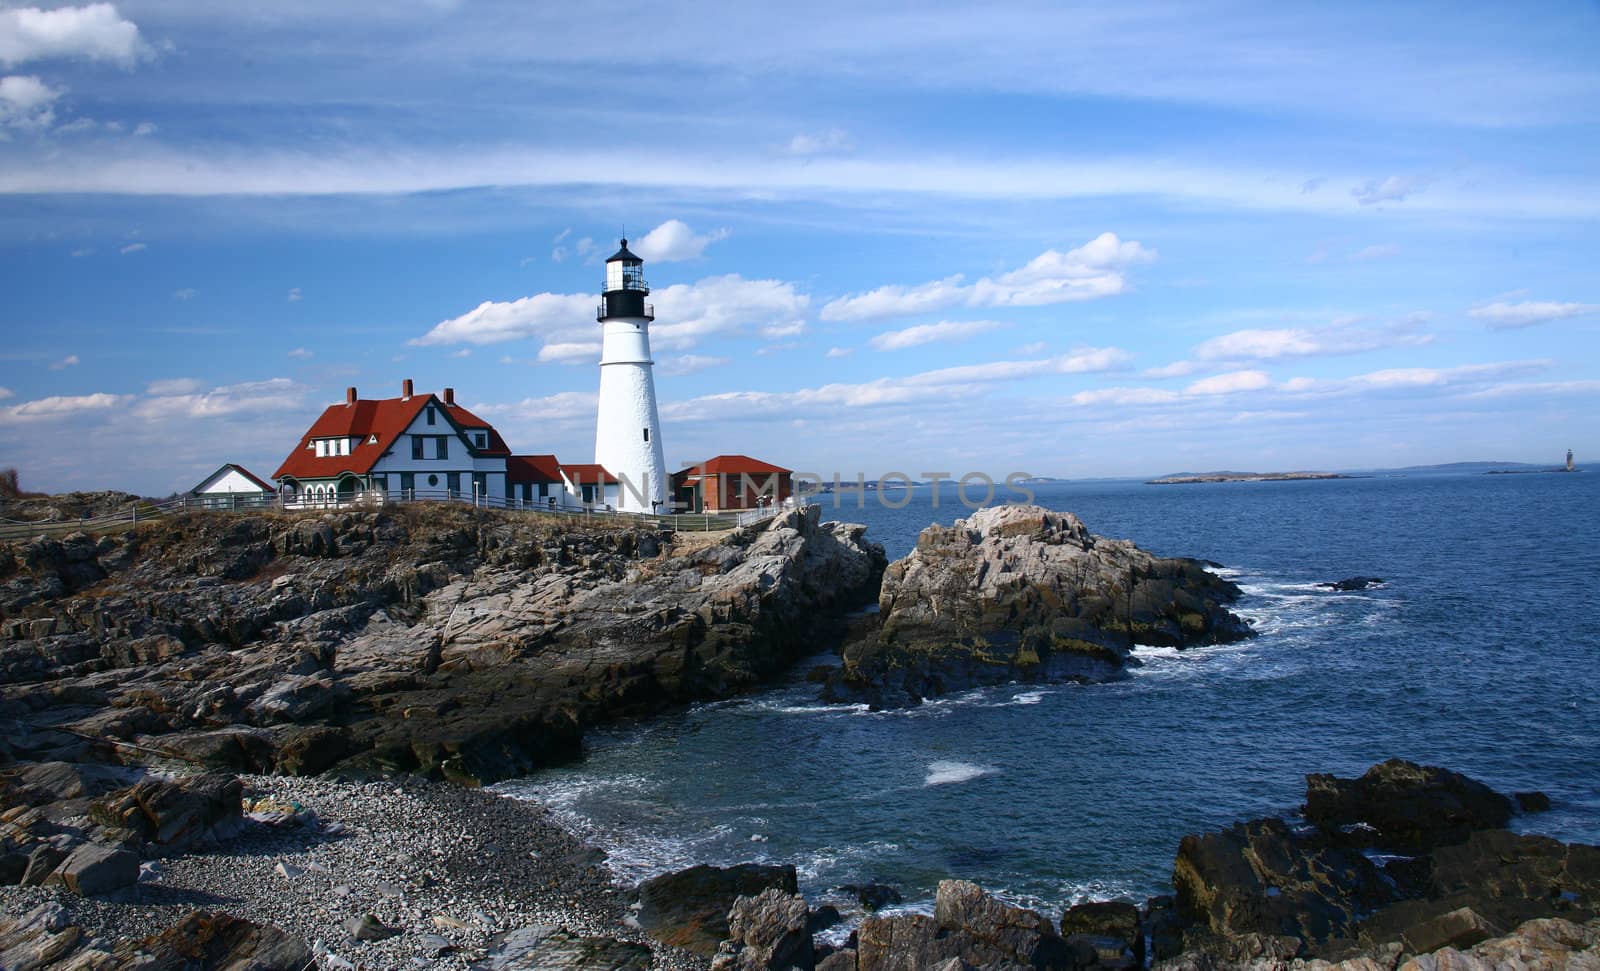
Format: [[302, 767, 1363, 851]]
[[1147, 471, 1354, 485]]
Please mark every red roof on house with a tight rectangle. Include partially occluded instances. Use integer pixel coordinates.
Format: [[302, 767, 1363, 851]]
[[560, 463, 619, 485], [272, 391, 510, 481], [507, 454, 563, 483], [678, 454, 792, 477]]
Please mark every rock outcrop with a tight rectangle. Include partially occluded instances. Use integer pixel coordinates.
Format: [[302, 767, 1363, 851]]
[[637, 862, 801, 956], [1160, 760, 1598, 968], [0, 903, 312, 970], [823, 505, 1252, 707], [0, 503, 884, 787]]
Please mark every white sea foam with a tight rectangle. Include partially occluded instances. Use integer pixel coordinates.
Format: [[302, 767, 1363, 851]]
[[1010, 690, 1048, 705], [924, 760, 997, 786]]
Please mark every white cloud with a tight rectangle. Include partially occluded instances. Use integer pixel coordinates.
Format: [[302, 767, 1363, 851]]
[[0, 4, 150, 68], [287, 347, 312, 359], [1070, 387, 1183, 407], [0, 387, 13, 400], [1186, 370, 1271, 395], [70, 247, 93, 257], [1352, 243, 1399, 261], [870, 319, 1004, 351], [451, 348, 471, 358], [1, 391, 125, 423], [576, 237, 596, 260], [821, 233, 1155, 321], [48, 354, 80, 370], [1468, 300, 1600, 331], [413, 292, 592, 346], [132, 120, 154, 136], [0, 74, 61, 131], [473, 390, 598, 422], [1150, 316, 1436, 376], [904, 347, 1130, 385], [1014, 341, 1048, 356], [1352, 175, 1431, 206], [146, 377, 202, 395], [631, 220, 729, 262], [783, 128, 851, 156], [825, 347, 853, 359], [650, 275, 810, 351], [132, 377, 307, 420], [286, 287, 302, 302], [1143, 360, 1204, 378], [173, 287, 196, 300], [119, 241, 144, 254], [1281, 360, 1549, 396], [536, 341, 600, 365], [1457, 380, 1600, 400], [659, 354, 731, 376]]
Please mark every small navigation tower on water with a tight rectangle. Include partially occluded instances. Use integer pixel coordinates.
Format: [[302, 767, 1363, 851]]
[[1568, 449, 1576, 472], [594, 239, 669, 513]]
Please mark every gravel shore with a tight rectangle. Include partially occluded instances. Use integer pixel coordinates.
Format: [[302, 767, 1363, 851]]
[[0, 773, 709, 970]]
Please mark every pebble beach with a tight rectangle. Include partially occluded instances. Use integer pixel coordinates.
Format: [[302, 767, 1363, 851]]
[[0, 774, 707, 970]]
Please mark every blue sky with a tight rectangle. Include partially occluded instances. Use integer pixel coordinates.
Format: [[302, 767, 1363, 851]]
[[2, 0, 1597, 494]]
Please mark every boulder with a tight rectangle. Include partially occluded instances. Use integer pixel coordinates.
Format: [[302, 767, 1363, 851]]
[[637, 863, 799, 956], [55, 842, 139, 896], [90, 772, 242, 849], [839, 883, 903, 912], [344, 913, 402, 942], [824, 505, 1251, 708], [1316, 577, 1385, 591], [1304, 759, 1514, 851], [117, 911, 312, 969], [712, 889, 815, 971]]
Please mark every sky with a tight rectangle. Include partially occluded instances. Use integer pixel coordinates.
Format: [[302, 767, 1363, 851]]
[[1, 0, 1597, 495]]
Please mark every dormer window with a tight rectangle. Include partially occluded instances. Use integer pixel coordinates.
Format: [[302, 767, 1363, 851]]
[[474, 432, 487, 448]]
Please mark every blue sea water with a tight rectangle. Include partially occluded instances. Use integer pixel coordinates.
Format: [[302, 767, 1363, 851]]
[[497, 471, 1600, 915]]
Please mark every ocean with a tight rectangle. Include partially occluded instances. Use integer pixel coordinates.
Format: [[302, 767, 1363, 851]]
[[496, 470, 1600, 915]]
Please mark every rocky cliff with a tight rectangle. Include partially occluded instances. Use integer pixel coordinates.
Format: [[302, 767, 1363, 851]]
[[0, 502, 884, 787], [823, 504, 1253, 708]]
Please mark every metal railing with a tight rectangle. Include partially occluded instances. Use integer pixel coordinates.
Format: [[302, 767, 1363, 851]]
[[0, 490, 810, 539]]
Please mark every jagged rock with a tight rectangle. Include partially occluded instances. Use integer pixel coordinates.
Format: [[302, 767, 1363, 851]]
[[712, 888, 814, 971], [1304, 759, 1514, 852], [638, 863, 799, 956], [857, 880, 1067, 971], [815, 950, 857, 971], [0, 902, 82, 970], [483, 924, 651, 970], [116, 910, 312, 969], [823, 505, 1251, 708], [90, 772, 242, 849], [1516, 791, 1552, 812], [54, 842, 139, 896]]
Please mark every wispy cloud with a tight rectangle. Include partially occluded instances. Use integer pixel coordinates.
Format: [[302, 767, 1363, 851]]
[[659, 354, 731, 376], [286, 287, 303, 302], [782, 128, 851, 156], [173, 287, 197, 300], [869, 320, 1004, 351], [48, 353, 80, 370], [1352, 175, 1431, 206], [822, 233, 1155, 321], [0, 74, 62, 131], [0, 391, 125, 423], [1468, 300, 1600, 331], [287, 347, 312, 359], [119, 241, 145, 254]]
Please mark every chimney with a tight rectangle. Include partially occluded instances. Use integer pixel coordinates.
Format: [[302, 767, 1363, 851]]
[[346, 386, 357, 406], [402, 378, 413, 400], [443, 387, 455, 406]]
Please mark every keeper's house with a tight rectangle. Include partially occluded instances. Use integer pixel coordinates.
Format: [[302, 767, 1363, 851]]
[[274, 380, 584, 508], [672, 455, 793, 513]]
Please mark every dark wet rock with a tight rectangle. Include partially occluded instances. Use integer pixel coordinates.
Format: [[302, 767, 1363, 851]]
[[637, 862, 800, 956], [1060, 900, 1143, 968], [1316, 576, 1385, 591], [1304, 759, 1513, 851], [1517, 790, 1553, 812], [839, 883, 903, 912], [823, 505, 1251, 708], [711, 888, 815, 971]]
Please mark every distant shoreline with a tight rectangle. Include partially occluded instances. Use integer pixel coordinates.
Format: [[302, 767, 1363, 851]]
[[1146, 472, 1356, 485]]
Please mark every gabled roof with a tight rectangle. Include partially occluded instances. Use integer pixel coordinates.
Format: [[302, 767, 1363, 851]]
[[560, 463, 618, 485], [678, 454, 792, 477], [507, 454, 563, 483], [273, 392, 510, 481], [192, 463, 275, 494]]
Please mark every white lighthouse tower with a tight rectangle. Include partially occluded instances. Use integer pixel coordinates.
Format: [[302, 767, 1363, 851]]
[[594, 239, 669, 513]]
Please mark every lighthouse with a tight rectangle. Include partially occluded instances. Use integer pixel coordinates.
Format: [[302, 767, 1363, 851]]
[[593, 239, 669, 513]]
